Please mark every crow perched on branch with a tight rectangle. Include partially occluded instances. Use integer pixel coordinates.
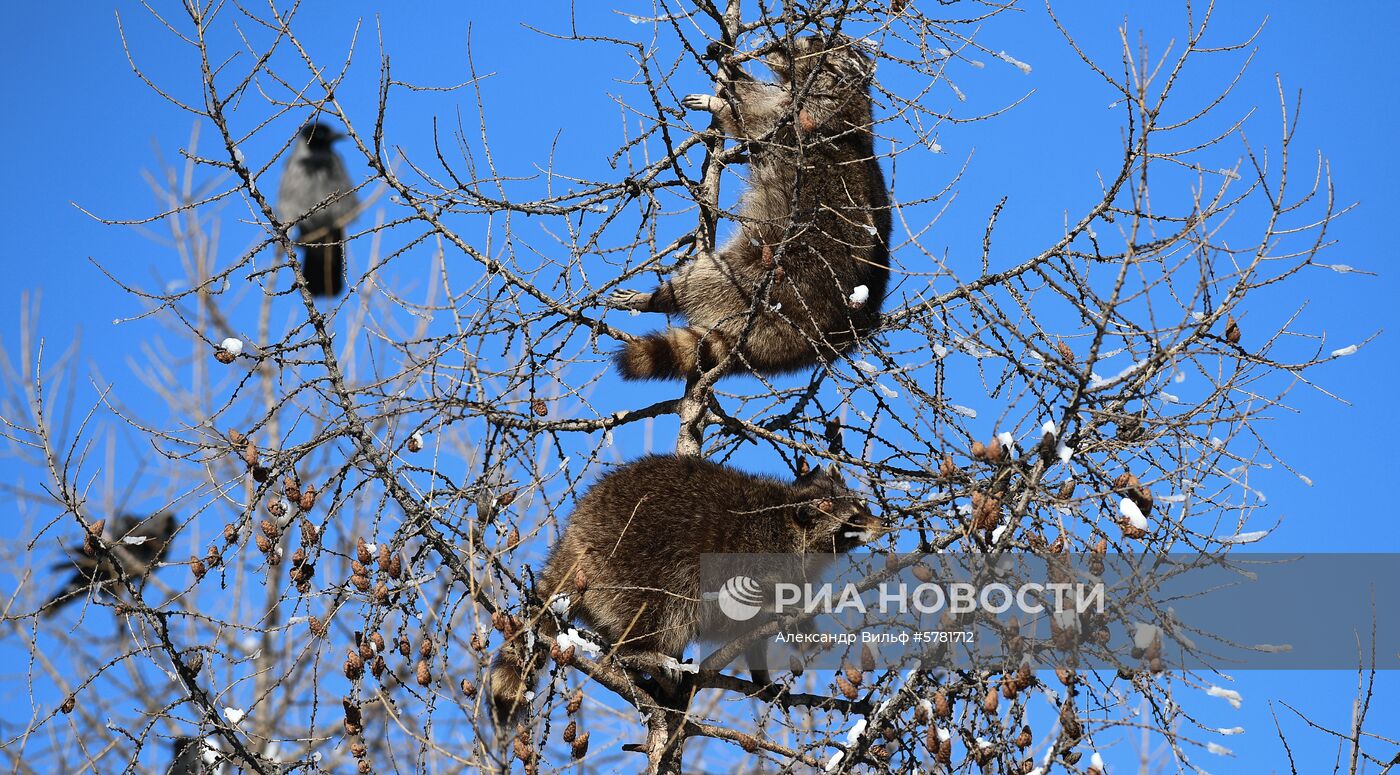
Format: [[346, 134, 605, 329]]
[[42, 512, 176, 616], [276, 121, 358, 297]]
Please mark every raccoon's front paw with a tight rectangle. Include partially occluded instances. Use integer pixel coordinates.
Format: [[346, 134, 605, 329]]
[[682, 94, 723, 113], [607, 288, 652, 312]]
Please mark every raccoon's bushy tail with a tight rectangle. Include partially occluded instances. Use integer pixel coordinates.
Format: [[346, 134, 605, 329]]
[[615, 327, 733, 381], [487, 617, 554, 727]]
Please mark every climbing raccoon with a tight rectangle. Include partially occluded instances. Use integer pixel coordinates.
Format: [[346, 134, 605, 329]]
[[487, 454, 882, 723], [611, 34, 891, 380]]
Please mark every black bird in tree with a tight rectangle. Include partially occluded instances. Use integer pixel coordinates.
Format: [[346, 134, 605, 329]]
[[276, 121, 358, 297], [42, 512, 176, 616]]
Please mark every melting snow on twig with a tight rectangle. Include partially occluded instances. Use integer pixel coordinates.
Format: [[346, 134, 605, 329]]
[[1119, 498, 1148, 530], [1207, 685, 1243, 709], [997, 50, 1033, 74], [1330, 344, 1358, 357]]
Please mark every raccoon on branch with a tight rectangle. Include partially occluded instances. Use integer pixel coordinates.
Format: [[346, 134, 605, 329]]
[[486, 454, 883, 725], [610, 34, 892, 381]]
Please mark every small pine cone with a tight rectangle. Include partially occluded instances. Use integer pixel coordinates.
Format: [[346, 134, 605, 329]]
[[1002, 675, 1017, 700], [351, 742, 367, 758], [357, 760, 371, 774], [82, 533, 99, 557], [224, 524, 238, 544], [214, 348, 236, 364], [291, 547, 307, 567], [913, 701, 929, 725], [345, 649, 364, 680], [567, 688, 583, 714], [937, 736, 952, 764], [254, 533, 273, 554], [398, 635, 411, 658], [370, 632, 385, 653], [912, 563, 934, 583], [371, 655, 386, 678], [420, 638, 436, 659], [191, 556, 207, 580], [860, 645, 876, 673], [298, 485, 316, 512], [983, 686, 1000, 714], [387, 554, 402, 580], [1056, 340, 1074, 363], [1056, 666, 1077, 686], [939, 454, 957, 478], [531, 398, 548, 417], [498, 488, 518, 508], [970, 440, 986, 461], [1057, 480, 1075, 500], [505, 528, 521, 551], [283, 476, 300, 503], [1064, 750, 1083, 766], [357, 537, 373, 566], [985, 435, 1003, 461], [343, 698, 364, 734], [240, 439, 258, 467], [869, 744, 891, 761], [373, 582, 391, 604], [416, 660, 432, 687], [267, 500, 287, 519], [562, 720, 577, 744], [407, 433, 424, 453], [228, 429, 245, 445], [60, 695, 76, 714], [351, 560, 367, 576], [556, 646, 576, 666], [261, 519, 279, 541], [513, 735, 532, 763], [1225, 315, 1241, 345], [377, 543, 390, 571], [252, 465, 270, 483], [461, 678, 478, 698], [301, 518, 319, 545], [350, 574, 371, 592], [835, 675, 858, 700], [573, 568, 587, 592], [359, 639, 375, 663], [1015, 724, 1032, 749], [570, 731, 590, 760], [933, 690, 950, 719], [470, 632, 485, 652], [843, 662, 863, 687], [309, 615, 327, 637], [1016, 662, 1034, 690]]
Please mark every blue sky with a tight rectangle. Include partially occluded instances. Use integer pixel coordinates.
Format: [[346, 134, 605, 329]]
[[1, 2, 1396, 772]]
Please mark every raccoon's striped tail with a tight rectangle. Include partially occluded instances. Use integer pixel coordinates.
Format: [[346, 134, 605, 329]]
[[615, 327, 734, 381], [487, 622, 551, 727]]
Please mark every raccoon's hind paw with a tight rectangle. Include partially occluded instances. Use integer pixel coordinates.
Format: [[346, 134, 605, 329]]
[[682, 94, 723, 113], [606, 288, 652, 312]]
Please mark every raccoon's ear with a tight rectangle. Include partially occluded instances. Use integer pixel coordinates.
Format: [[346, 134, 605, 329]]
[[820, 464, 845, 485], [795, 457, 811, 477]]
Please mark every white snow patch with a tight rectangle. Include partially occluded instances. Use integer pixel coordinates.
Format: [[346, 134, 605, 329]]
[[996, 431, 1015, 450], [849, 285, 870, 305], [1207, 742, 1234, 756], [854, 360, 878, 373], [951, 404, 977, 418], [223, 706, 246, 725], [549, 595, 572, 616], [1217, 726, 1244, 735], [1207, 685, 1243, 709], [845, 719, 867, 745], [1330, 344, 1358, 357], [997, 50, 1033, 74], [824, 751, 845, 771], [1218, 530, 1267, 545], [1119, 498, 1148, 530], [220, 337, 244, 356]]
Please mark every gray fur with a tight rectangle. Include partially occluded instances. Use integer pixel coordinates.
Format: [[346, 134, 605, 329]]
[[614, 35, 891, 380]]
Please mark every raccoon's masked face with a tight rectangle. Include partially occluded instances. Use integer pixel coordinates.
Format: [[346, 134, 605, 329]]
[[792, 462, 884, 552]]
